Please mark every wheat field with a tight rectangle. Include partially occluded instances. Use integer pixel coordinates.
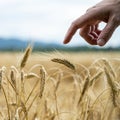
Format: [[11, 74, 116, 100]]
[[0, 46, 120, 120]]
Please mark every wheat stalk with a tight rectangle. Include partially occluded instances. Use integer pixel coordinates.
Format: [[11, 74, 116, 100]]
[[27, 93, 39, 112], [14, 107, 22, 120], [25, 79, 39, 104], [102, 59, 116, 77], [78, 76, 90, 106], [104, 67, 118, 107], [89, 71, 103, 86], [24, 73, 40, 79], [1, 85, 10, 120], [21, 101, 28, 120], [0, 69, 2, 91]]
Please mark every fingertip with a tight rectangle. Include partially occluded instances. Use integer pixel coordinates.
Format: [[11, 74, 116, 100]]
[[63, 40, 68, 44], [97, 39, 106, 46], [63, 38, 71, 44], [63, 35, 71, 44]]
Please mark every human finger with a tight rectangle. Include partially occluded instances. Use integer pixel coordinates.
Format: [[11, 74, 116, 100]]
[[97, 17, 119, 46]]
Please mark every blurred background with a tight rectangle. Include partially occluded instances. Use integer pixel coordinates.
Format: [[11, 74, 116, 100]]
[[0, 0, 120, 51]]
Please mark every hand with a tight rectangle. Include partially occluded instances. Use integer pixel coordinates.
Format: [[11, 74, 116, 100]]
[[63, 0, 120, 46]]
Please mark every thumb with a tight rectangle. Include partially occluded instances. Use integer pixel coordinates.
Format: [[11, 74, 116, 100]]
[[97, 18, 119, 46]]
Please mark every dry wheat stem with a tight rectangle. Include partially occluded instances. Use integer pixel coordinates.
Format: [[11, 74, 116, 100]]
[[14, 107, 22, 120], [27, 93, 39, 112], [28, 64, 44, 73], [102, 59, 116, 77], [91, 88, 110, 110], [21, 101, 28, 120], [0, 69, 2, 91], [101, 95, 113, 120], [54, 92, 60, 120], [25, 79, 39, 104], [24, 73, 40, 79], [1, 85, 10, 120], [5, 73, 18, 96], [104, 68, 117, 107], [89, 71, 103, 86], [78, 76, 89, 106]]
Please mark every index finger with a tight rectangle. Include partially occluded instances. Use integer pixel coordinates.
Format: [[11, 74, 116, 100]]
[[63, 22, 78, 44]]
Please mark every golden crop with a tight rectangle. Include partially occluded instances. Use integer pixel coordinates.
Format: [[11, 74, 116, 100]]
[[0, 46, 120, 120]]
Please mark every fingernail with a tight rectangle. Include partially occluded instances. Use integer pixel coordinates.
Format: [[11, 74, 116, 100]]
[[97, 39, 105, 46]]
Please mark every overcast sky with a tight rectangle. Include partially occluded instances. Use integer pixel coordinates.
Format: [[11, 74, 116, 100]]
[[0, 0, 120, 47]]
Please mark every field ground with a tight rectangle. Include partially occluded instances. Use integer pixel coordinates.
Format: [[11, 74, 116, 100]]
[[0, 51, 120, 120]]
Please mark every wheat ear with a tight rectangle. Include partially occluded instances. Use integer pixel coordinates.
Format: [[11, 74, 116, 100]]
[[51, 58, 75, 70], [20, 45, 32, 69], [39, 67, 46, 98], [10, 70, 16, 89]]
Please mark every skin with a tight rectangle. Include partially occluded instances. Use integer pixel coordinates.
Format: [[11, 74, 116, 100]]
[[63, 0, 120, 46]]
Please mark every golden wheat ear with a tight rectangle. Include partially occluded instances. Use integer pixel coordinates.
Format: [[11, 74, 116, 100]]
[[39, 67, 46, 99], [51, 58, 75, 70], [20, 45, 32, 70]]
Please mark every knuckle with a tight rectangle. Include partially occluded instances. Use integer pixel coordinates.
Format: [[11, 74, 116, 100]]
[[112, 16, 120, 25], [71, 21, 78, 29], [86, 6, 96, 13], [79, 30, 85, 37], [79, 30, 82, 36]]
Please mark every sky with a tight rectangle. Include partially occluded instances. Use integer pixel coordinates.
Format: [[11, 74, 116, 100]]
[[0, 0, 120, 47]]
